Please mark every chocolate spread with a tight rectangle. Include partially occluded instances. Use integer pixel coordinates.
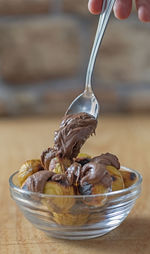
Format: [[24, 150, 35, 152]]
[[22, 170, 53, 193], [91, 153, 120, 169], [65, 162, 82, 185], [54, 112, 97, 159], [22, 113, 121, 195], [80, 162, 112, 188], [22, 170, 72, 192], [41, 147, 56, 170], [50, 173, 70, 186]]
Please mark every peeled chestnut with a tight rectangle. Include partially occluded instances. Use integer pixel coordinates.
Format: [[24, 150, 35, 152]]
[[53, 212, 89, 226], [77, 153, 91, 159], [106, 165, 124, 191], [120, 169, 137, 188], [78, 162, 112, 207], [75, 153, 91, 167], [43, 175, 75, 212], [79, 182, 108, 207], [18, 160, 43, 186], [49, 157, 71, 174], [41, 147, 71, 173]]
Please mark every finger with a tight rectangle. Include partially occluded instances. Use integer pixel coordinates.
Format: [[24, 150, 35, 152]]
[[113, 0, 132, 19], [136, 0, 150, 22], [88, 0, 103, 14]]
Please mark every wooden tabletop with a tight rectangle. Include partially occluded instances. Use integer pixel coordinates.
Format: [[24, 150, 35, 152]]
[[0, 115, 150, 254]]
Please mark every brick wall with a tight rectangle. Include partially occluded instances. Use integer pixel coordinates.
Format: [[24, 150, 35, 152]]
[[0, 0, 150, 116]]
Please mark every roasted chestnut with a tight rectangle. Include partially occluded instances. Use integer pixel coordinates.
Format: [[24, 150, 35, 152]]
[[77, 153, 91, 159], [79, 182, 108, 207], [18, 159, 44, 186], [78, 162, 112, 207], [75, 153, 91, 167], [106, 165, 124, 191], [43, 174, 75, 212], [120, 169, 137, 188], [49, 157, 71, 174], [41, 147, 71, 173], [53, 212, 89, 226]]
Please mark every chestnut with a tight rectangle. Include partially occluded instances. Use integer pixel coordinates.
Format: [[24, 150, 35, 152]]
[[43, 174, 75, 212], [120, 169, 137, 188], [106, 166, 124, 191], [18, 159, 44, 186], [53, 212, 89, 226]]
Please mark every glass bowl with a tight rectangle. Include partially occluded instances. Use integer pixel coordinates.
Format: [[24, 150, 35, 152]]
[[9, 166, 142, 240]]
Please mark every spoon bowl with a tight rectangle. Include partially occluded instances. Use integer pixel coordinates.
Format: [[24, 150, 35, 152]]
[[66, 91, 100, 118]]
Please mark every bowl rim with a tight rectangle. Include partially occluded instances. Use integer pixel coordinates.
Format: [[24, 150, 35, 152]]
[[9, 166, 142, 198]]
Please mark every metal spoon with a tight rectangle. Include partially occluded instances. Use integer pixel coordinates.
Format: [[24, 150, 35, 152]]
[[66, 0, 116, 119]]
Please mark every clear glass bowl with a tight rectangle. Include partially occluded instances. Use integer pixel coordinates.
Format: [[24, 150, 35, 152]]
[[9, 166, 142, 240]]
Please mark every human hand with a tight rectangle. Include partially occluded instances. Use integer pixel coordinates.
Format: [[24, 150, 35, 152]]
[[88, 0, 150, 22]]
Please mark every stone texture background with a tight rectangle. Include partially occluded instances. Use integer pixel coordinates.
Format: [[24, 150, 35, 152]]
[[0, 0, 150, 116]]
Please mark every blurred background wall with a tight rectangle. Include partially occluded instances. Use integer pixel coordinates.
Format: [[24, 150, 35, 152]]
[[0, 0, 150, 117]]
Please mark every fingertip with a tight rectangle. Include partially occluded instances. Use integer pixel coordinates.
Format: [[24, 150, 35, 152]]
[[88, 0, 102, 15], [113, 12, 131, 20], [113, 0, 132, 20], [88, 3, 100, 15], [113, 10, 130, 20], [138, 6, 150, 22], [113, 6, 131, 20]]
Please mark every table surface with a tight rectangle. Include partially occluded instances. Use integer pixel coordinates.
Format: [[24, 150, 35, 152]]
[[0, 115, 150, 254]]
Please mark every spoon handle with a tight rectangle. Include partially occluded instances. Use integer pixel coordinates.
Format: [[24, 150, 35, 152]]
[[85, 0, 116, 92]]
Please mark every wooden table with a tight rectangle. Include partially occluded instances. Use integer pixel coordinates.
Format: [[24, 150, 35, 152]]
[[0, 115, 150, 254]]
